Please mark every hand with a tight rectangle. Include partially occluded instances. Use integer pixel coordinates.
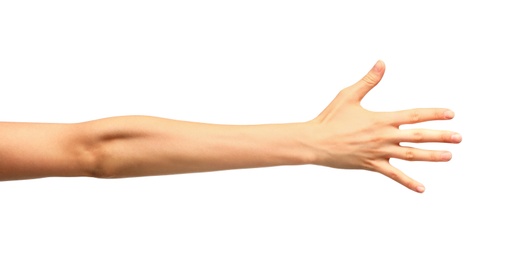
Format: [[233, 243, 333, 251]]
[[308, 60, 462, 193]]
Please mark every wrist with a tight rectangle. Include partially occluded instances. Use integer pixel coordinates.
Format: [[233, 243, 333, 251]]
[[294, 121, 325, 166]]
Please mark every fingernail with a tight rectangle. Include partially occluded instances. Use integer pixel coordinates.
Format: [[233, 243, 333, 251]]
[[451, 133, 462, 143], [373, 60, 383, 73], [444, 110, 455, 119], [417, 185, 425, 193], [441, 152, 452, 161]]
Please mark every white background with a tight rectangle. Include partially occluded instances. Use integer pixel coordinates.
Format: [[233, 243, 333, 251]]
[[1, 1, 527, 259]]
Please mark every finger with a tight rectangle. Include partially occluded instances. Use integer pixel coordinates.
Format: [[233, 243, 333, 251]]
[[395, 129, 463, 143], [376, 161, 425, 193], [389, 146, 452, 162], [388, 108, 455, 126], [349, 60, 386, 102]]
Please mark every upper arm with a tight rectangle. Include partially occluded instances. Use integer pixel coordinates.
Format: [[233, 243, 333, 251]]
[[0, 122, 94, 181]]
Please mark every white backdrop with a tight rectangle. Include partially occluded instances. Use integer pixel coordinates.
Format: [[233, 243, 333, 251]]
[[1, 1, 527, 259]]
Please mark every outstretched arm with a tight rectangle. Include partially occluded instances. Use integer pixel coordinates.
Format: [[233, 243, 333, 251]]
[[0, 61, 461, 192]]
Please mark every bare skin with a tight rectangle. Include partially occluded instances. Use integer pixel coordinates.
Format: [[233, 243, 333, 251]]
[[0, 61, 461, 192]]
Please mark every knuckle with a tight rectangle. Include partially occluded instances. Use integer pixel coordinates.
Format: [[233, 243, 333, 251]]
[[435, 109, 445, 119], [412, 131, 424, 142], [442, 132, 452, 142], [369, 133, 386, 143], [404, 180, 415, 190], [386, 171, 399, 181], [409, 111, 421, 123], [430, 152, 440, 161], [365, 160, 379, 171], [370, 137, 383, 144], [404, 149, 415, 160], [337, 87, 356, 102], [361, 73, 378, 85], [337, 88, 349, 97]]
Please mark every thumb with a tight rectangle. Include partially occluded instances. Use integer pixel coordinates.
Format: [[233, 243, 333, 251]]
[[350, 60, 386, 102]]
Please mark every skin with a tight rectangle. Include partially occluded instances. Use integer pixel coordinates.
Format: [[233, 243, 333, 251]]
[[0, 61, 461, 192]]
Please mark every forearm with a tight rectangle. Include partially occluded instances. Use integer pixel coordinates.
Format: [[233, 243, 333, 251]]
[[83, 116, 316, 178]]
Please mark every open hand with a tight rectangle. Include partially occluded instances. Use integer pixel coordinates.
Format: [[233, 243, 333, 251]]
[[309, 60, 462, 193]]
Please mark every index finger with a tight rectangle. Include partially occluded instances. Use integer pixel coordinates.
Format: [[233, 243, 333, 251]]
[[387, 108, 455, 126]]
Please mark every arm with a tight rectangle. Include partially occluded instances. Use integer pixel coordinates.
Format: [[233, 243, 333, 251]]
[[0, 117, 315, 181], [0, 61, 461, 192]]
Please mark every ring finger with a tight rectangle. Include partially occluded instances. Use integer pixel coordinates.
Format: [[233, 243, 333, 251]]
[[389, 146, 452, 162]]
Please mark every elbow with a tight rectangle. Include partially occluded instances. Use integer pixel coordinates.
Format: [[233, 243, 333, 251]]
[[76, 129, 117, 179], [84, 144, 120, 179], [74, 118, 144, 179], [80, 142, 111, 179]]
